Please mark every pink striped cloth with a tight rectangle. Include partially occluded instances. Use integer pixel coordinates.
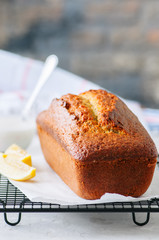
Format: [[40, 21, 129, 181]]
[[0, 50, 159, 152]]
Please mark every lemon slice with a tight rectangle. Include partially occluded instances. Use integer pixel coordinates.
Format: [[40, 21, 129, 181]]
[[5, 144, 32, 166], [0, 153, 36, 181]]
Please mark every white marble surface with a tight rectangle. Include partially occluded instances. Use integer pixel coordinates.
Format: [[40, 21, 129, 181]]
[[1, 211, 159, 239]]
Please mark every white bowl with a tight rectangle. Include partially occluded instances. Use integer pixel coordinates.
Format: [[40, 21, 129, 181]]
[[0, 115, 36, 151]]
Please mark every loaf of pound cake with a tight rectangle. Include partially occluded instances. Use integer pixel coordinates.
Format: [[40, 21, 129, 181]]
[[37, 89, 157, 200]]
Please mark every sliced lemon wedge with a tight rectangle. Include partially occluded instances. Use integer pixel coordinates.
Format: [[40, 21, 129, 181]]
[[5, 144, 32, 166], [0, 153, 36, 181]]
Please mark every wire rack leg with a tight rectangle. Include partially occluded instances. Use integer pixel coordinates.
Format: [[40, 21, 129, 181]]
[[132, 212, 150, 226], [3, 212, 22, 226], [0, 199, 23, 226]]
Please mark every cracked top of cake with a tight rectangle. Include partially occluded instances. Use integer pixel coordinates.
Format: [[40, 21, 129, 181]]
[[37, 89, 157, 162]]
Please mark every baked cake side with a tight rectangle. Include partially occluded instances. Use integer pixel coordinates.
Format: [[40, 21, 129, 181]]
[[37, 89, 157, 199]]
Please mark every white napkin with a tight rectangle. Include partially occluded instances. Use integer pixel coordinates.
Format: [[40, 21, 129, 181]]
[[1, 50, 159, 205], [9, 135, 159, 205]]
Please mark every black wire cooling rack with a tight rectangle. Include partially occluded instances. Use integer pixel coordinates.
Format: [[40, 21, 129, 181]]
[[0, 173, 159, 227]]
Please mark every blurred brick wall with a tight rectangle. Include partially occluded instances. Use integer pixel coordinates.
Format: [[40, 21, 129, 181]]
[[1, 0, 159, 107]]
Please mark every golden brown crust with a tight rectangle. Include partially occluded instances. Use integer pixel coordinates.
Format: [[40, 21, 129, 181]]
[[37, 125, 157, 199], [36, 89, 157, 199], [37, 89, 157, 162]]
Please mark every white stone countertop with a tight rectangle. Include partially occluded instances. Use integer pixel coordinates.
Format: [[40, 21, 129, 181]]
[[1, 211, 159, 239]]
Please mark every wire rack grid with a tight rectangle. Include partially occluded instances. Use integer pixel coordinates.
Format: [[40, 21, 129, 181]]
[[0, 172, 159, 226]]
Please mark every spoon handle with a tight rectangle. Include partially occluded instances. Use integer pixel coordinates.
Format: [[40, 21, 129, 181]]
[[22, 55, 58, 119]]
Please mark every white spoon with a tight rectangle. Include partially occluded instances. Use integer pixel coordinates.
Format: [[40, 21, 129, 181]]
[[22, 54, 58, 119], [0, 55, 58, 151]]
